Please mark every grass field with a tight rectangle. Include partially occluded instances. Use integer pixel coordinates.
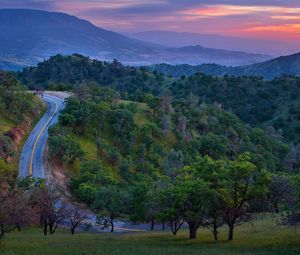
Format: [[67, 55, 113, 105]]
[[0, 216, 299, 255]]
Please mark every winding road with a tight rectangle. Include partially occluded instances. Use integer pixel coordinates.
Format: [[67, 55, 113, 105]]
[[19, 94, 65, 178], [18, 92, 150, 232]]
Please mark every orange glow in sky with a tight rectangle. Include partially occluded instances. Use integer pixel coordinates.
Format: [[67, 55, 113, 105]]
[[1, 0, 300, 41]]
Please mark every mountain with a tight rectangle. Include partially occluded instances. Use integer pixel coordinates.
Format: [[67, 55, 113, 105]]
[[150, 52, 300, 80], [0, 9, 271, 70], [0, 9, 160, 69], [232, 52, 300, 79], [129, 31, 300, 56]]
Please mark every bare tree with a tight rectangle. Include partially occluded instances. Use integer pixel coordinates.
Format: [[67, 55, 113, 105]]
[[186, 93, 199, 109], [161, 114, 172, 135], [177, 115, 189, 141], [65, 207, 87, 235], [32, 188, 65, 235], [161, 92, 173, 115], [0, 182, 32, 239], [284, 144, 300, 172]]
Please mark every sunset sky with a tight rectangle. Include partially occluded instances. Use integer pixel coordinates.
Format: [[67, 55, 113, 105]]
[[1, 0, 300, 41]]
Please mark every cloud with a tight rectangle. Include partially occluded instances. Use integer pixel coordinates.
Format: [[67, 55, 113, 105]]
[[0, 0, 300, 40], [247, 24, 300, 33], [0, 0, 56, 10]]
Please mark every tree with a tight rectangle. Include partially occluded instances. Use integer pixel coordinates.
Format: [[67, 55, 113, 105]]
[[186, 156, 225, 240], [163, 150, 184, 180], [177, 115, 189, 141], [48, 132, 84, 164], [0, 183, 31, 239], [144, 183, 163, 231], [284, 144, 300, 172], [93, 185, 129, 232], [222, 153, 271, 240], [173, 167, 210, 239], [65, 206, 87, 235], [177, 177, 209, 239], [161, 92, 173, 115], [145, 94, 161, 120], [186, 93, 199, 109], [161, 114, 172, 135], [32, 187, 66, 236], [269, 174, 295, 213], [158, 183, 185, 235]]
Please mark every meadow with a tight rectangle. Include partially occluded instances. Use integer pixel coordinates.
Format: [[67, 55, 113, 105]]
[[0, 215, 299, 255]]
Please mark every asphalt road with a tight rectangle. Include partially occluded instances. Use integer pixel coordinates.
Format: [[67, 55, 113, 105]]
[[18, 93, 150, 232], [19, 94, 65, 178]]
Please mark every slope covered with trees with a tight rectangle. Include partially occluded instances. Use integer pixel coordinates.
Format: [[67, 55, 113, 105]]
[[0, 71, 43, 179], [48, 84, 300, 239], [150, 52, 300, 80], [4, 54, 300, 240], [18, 55, 300, 144]]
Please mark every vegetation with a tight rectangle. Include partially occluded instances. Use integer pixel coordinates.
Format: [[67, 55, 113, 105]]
[[18, 55, 300, 144], [1, 55, 300, 252], [0, 71, 43, 179], [0, 216, 300, 255], [149, 52, 300, 80], [47, 82, 300, 239]]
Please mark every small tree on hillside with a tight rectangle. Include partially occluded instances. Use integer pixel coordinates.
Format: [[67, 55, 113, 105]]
[[222, 153, 271, 240], [93, 185, 129, 232]]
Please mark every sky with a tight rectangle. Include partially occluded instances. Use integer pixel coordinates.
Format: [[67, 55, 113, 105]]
[[1, 0, 300, 41]]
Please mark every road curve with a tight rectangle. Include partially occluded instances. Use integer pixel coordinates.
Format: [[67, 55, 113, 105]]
[[19, 94, 65, 178]]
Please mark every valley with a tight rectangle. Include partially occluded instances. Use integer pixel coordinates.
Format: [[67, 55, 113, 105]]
[[1, 2, 300, 254]]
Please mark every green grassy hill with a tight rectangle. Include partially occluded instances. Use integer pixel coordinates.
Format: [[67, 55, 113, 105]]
[[0, 71, 44, 178], [47, 85, 292, 212]]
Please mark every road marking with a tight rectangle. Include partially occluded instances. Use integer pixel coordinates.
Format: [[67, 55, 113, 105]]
[[29, 97, 59, 176]]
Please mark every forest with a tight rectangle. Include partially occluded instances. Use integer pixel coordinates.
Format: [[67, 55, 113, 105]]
[[0, 55, 300, 244]]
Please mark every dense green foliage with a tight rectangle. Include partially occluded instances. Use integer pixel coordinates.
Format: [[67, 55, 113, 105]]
[[149, 52, 300, 80], [10, 54, 300, 240], [48, 82, 300, 238], [0, 71, 42, 164], [18, 54, 169, 93], [0, 71, 38, 124], [18, 55, 300, 144], [169, 74, 300, 143]]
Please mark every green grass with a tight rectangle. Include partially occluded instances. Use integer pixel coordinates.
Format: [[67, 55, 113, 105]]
[[74, 136, 98, 160], [1, 216, 299, 255], [0, 118, 14, 135]]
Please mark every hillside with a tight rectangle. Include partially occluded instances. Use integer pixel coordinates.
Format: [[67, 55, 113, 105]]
[[233, 52, 300, 79], [150, 52, 300, 80], [0, 71, 43, 178], [17, 55, 300, 145], [47, 84, 291, 213], [0, 9, 271, 70]]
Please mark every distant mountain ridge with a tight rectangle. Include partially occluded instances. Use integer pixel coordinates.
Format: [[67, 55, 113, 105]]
[[0, 9, 271, 70], [129, 30, 300, 56], [149, 52, 300, 80]]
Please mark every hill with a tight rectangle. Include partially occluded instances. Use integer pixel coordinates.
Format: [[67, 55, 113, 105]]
[[233, 52, 300, 79], [129, 30, 299, 56], [150, 52, 300, 80], [0, 9, 271, 70], [17, 54, 300, 145], [0, 71, 43, 178]]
